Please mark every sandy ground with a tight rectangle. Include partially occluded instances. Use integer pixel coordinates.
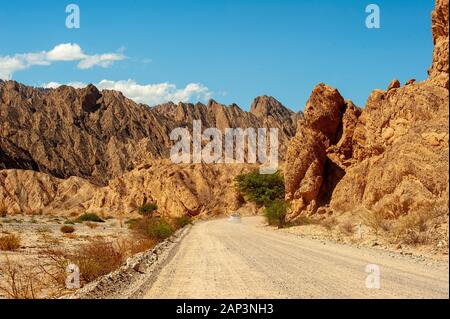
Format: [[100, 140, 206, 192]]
[[0, 215, 131, 255], [0, 214, 133, 298], [145, 216, 449, 299]]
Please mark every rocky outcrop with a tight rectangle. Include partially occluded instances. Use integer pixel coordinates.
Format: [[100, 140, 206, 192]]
[[285, 0, 449, 220], [0, 81, 298, 186], [84, 160, 256, 218], [331, 81, 449, 217], [428, 0, 449, 89], [0, 159, 257, 218], [285, 84, 361, 219], [0, 169, 98, 215]]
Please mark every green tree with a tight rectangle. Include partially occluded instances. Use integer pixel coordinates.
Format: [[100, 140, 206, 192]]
[[234, 170, 285, 206]]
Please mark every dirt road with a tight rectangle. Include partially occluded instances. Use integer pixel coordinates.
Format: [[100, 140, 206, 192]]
[[144, 217, 449, 299]]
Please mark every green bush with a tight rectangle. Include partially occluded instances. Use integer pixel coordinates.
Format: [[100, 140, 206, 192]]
[[138, 203, 158, 217], [174, 215, 193, 229], [146, 218, 173, 240], [76, 213, 105, 223], [264, 199, 289, 228], [234, 170, 285, 206]]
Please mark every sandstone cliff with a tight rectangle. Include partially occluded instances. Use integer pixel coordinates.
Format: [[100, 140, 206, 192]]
[[285, 0, 449, 220]]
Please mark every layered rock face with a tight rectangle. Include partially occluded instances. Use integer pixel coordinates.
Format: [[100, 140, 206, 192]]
[[0, 81, 298, 186], [0, 81, 298, 216], [428, 0, 449, 89], [0, 160, 255, 218], [285, 84, 361, 219], [285, 0, 449, 220]]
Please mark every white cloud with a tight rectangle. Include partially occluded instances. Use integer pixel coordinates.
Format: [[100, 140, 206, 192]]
[[42, 81, 87, 89], [46, 43, 86, 61], [77, 53, 126, 69], [0, 43, 126, 79], [42, 79, 213, 106]]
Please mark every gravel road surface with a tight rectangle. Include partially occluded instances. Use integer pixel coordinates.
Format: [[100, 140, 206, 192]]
[[145, 217, 449, 299]]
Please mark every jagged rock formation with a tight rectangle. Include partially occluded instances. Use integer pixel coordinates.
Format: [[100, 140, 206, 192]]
[[285, 84, 361, 219], [428, 0, 449, 89], [0, 80, 299, 216], [285, 0, 449, 220], [84, 160, 256, 218], [0, 81, 298, 186], [0, 160, 256, 218], [0, 169, 97, 215]]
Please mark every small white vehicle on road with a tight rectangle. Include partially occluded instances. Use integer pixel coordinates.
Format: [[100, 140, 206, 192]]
[[228, 213, 242, 223]]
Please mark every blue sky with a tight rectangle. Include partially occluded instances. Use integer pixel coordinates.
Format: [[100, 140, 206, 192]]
[[0, 0, 435, 111]]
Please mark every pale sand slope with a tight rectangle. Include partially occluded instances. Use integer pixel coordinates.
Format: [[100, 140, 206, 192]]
[[145, 217, 449, 299]]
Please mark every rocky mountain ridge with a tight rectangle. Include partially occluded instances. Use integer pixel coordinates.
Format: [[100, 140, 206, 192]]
[[0, 81, 299, 186], [285, 0, 449, 220]]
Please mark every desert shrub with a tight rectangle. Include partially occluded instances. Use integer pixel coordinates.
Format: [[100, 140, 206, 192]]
[[357, 207, 389, 236], [147, 219, 174, 240], [0, 202, 7, 218], [174, 215, 193, 229], [125, 218, 140, 226], [138, 203, 158, 217], [76, 213, 104, 223], [391, 208, 444, 246], [234, 170, 285, 206], [0, 234, 21, 251], [69, 240, 125, 283], [320, 217, 338, 231], [402, 230, 429, 246], [64, 220, 75, 225], [289, 215, 317, 227], [264, 199, 289, 228], [0, 256, 44, 299], [115, 235, 156, 256], [60, 226, 75, 234], [339, 220, 355, 235], [85, 222, 98, 229], [130, 217, 174, 240]]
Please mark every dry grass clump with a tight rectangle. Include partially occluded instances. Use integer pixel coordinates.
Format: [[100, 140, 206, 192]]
[[339, 220, 355, 235], [0, 254, 69, 299], [129, 217, 174, 241], [357, 207, 391, 236], [0, 234, 21, 251], [115, 235, 156, 256], [85, 222, 98, 229], [69, 239, 125, 283], [0, 256, 42, 299], [289, 215, 317, 227], [320, 217, 338, 231], [392, 207, 446, 246], [0, 202, 7, 218], [60, 226, 75, 234]]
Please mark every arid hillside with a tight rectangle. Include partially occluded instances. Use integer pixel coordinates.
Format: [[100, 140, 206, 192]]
[[285, 0, 449, 222], [0, 81, 298, 186], [0, 81, 297, 216]]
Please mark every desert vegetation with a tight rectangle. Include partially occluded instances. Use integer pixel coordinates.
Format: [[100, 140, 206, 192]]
[[60, 225, 76, 234], [235, 170, 289, 227], [0, 210, 192, 299], [138, 203, 158, 218], [264, 199, 289, 228], [0, 234, 21, 251], [75, 213, 105, 223]]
